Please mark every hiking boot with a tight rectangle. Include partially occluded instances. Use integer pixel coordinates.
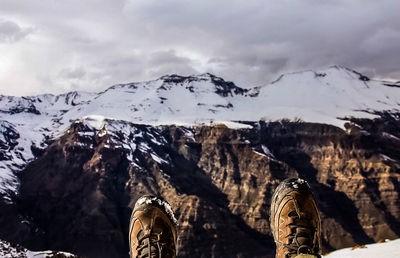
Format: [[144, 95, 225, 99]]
[[129, 195, 178, 258], [270, 178, 321, 258]]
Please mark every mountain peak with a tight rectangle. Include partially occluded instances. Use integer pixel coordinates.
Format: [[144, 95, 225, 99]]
[[271, 65, 372, 85], [158, 72, 217, 83], [156, 73, 247, 97]]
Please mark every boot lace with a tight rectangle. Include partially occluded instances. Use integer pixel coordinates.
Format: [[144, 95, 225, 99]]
[[280, 212, 319, 258], [136, 230, 164, 258]]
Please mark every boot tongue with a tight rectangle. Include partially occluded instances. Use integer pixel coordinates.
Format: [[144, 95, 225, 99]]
[[147, 238, 161, 257]]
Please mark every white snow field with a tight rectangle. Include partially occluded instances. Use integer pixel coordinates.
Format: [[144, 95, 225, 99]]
[[324, 239, 400, 257]]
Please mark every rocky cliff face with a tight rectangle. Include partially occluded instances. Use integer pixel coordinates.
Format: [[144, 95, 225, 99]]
[[1, 113, 399, 258]]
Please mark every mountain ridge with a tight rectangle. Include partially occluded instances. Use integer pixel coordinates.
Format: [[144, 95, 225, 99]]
[[1, 66, 400, 196], [0, 65, 396, 98]]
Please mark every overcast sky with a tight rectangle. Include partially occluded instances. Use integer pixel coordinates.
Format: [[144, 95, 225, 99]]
[[0, 0, 399, 96]]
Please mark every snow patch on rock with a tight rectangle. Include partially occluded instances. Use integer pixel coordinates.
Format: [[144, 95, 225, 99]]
[[0, 239, 77, 258]]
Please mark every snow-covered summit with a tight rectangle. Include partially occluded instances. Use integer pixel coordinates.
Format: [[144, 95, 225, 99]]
[[105, 73, 248, 97], [1, 67, 399, 128], [2, 67, 398, 128], [252, 65, 400, 125]]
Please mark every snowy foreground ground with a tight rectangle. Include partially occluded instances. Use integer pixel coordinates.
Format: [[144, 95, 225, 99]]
[[0, 239, 75, 258], [324, 239, 400, 257], [2, 238, 400, 257]]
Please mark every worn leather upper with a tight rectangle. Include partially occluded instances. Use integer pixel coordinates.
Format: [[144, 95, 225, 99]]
[[270, 179, 321, 258], [129, 196, 177, 258]]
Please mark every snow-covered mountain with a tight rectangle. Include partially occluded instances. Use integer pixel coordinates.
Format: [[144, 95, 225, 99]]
[[1, 66, 400, 257], [0, 66, 399, 196]]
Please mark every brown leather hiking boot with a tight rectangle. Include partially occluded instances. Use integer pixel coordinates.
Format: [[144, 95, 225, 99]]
[[270, 178, 321, 258], [129, 195, 178, 258]]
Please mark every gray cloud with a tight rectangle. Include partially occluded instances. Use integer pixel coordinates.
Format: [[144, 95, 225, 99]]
[[147, 50, 197, 77], [59, 67, 86, 80], [123, 0, 400, 84], [0, 19, 33, 43], [0, 0, 399, 95]]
